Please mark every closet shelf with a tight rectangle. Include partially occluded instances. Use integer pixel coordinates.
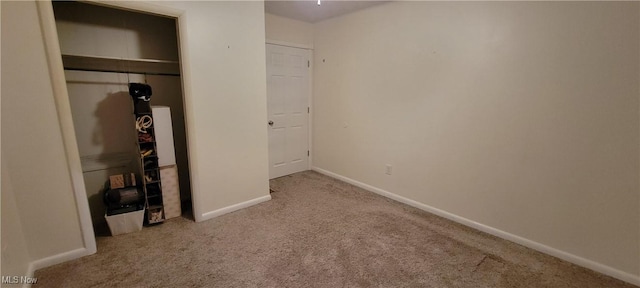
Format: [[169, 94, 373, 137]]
[[62, 54, 180, 76]]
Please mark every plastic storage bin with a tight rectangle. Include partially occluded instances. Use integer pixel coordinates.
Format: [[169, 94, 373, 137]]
[[105, 209, 144, 236]]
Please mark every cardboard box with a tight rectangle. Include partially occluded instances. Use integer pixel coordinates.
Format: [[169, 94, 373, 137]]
[[109, 173, 136, 189], [105, 209, 144, 236], [160, 165, 182, 219]]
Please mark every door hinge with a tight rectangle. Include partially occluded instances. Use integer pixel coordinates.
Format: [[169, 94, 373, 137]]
[[307, 60, 310, 68], [308, 150, 310, 156], [308, 107, 310, 113]]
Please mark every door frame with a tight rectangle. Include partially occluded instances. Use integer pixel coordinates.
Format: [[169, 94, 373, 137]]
[[36, 0, 197, 264], [265, 40, 314, 173]]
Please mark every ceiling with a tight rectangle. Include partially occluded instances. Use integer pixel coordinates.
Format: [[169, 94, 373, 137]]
[[264, 1, 388, 23]]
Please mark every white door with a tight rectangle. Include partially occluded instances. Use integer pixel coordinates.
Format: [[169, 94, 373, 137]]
[[266, 44, 310, 179]]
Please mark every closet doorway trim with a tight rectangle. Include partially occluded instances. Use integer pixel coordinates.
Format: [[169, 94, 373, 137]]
[[37, 0, 197, 267]]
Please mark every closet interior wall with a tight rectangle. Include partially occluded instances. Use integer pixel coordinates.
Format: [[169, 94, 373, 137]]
[[52, 1, 192, 233]]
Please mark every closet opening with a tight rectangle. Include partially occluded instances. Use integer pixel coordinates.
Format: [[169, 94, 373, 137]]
[[52, 1, 193, 235]]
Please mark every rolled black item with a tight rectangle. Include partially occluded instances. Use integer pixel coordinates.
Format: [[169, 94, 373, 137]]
[[104, 187, 144, 208], [129, 83, 152, 100], [129, 83, 153, 114]]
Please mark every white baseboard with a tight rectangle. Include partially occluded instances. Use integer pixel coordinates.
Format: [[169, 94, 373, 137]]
[[23, 194, 272, 286], [25, 247, 92, 288], [311, 166, 640, 286], [199, 195, 272, 222]]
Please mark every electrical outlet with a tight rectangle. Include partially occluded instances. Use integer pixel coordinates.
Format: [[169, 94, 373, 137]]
[[385, 164, 392, 175]]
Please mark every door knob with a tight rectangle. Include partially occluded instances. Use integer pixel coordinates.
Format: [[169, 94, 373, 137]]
[[268, 120, 274, 126]]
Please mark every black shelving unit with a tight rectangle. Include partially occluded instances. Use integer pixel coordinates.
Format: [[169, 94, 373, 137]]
[[131, 83, 165, 225]]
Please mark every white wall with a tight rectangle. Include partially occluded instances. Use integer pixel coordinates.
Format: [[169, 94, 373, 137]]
[[64, 71, 140, 159], [1, 158, 32, 278], [160, 1, 270, 218], [265, 13, 314, 48], [313, 1, 640, 280], [62, 73, 140, 230], [0, 0, 270, 275], [1, 0, 85, 267]]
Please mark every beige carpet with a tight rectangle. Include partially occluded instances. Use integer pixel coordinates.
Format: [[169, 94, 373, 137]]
[[35, 171, 636, 287]]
